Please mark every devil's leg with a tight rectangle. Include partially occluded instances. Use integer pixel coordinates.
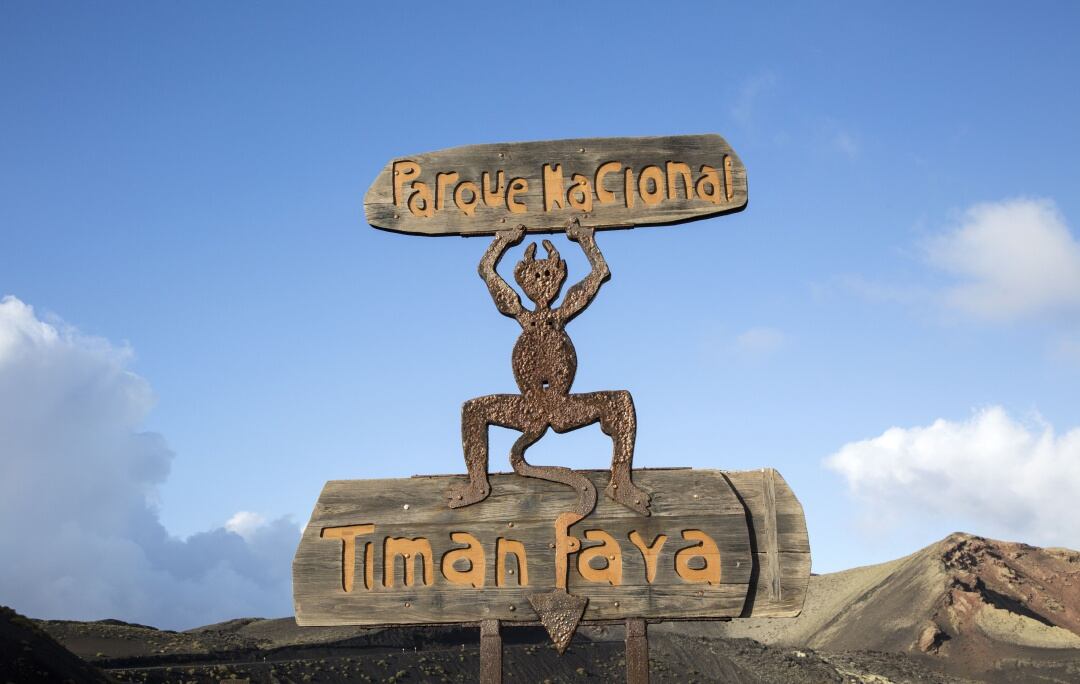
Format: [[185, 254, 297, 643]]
[[561, 391, 650, 515], [448, 394, 525, 509]]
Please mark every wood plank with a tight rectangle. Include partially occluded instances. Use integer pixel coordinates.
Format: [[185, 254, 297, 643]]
[[763, 468, 781, 601], [364, 135, 748, 236], [740, 553, 812, 617], [723, 469, 812, 617]]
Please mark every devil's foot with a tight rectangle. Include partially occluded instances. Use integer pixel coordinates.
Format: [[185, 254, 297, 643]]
[[447, 480, 490, 509], [605, 480, 651, 516]]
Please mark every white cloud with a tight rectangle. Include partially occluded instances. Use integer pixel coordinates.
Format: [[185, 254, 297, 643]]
[[832, 130, 859, 160], [225, 511, 268, 542], [925, 198, 1080, 321], [825, 406, 1080, 549], [734, 327, 786, 355], [731, 70, 777, 126], [0, 296, 297, 629], [833, 274, 929, 307]]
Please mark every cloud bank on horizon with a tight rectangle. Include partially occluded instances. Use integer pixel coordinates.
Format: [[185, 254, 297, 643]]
[[826, 406, 1080, 550], [0, 296, 296, 629]]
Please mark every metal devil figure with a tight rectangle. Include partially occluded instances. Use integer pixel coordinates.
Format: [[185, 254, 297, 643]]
[[453, 219, 646, 519], [293, 135, 811, 684]]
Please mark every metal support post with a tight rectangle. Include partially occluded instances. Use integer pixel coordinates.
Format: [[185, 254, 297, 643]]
[[480, 619, 502, 684], [625, 618, 649, 684]]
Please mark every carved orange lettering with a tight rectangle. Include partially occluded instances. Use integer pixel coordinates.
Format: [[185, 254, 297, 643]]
[[407, 182, 434, 218], [695, 165, 722, 205], [552, 511, 583, 590], [454, 181, 480, 217], [364, 541, 374, 590], [724, 155, 735, 201], [543, 164, 565, 211], [666, 161, 694, 200], [482, 170, 506, 207], [638, 165, 665, 206], [595, 162, 621, 205], [392, 161, 420, 207], [674, 530, 721, 586], [577, 530, 623, 586], [507, 177, 528, 214], [567, 173, 594, 212], [496, 538, 529, 587], [441, 532, 485, 588], [320, 524, 375, 593], [628, 531, 667, 584], [384, 537, 433, 588], [435, 172, 460, 211]]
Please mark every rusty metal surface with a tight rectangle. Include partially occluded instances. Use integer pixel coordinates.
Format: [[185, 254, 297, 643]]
[[528, 590, 589, 655], [447, 218, 651, 517], [625, 618, 650, 684], [479, 619, 502, 684]]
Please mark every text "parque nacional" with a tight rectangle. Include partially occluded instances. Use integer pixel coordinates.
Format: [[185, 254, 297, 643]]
[[392, 158, 739, 219]]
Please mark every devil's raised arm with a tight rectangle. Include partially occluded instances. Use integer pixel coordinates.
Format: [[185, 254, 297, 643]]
[[479, 226, 525, 319], [559, 220, 611, 323]]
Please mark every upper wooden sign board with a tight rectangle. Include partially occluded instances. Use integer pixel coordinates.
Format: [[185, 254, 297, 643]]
[[364, 134, 748, 236]]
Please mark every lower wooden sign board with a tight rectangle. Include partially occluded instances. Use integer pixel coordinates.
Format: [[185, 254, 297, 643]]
[[293, 468, 809, 626]]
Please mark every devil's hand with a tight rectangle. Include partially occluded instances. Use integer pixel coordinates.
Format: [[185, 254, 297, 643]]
[[498, 224, 526, 245], [566, 219, 593, 243]]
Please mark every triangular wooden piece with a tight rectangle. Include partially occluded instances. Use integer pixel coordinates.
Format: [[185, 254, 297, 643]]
[[528, 590, 588, 655]]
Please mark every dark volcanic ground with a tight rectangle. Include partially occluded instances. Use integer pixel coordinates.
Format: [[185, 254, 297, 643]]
[[7, 533, 1080, 683], [18, 613, 972, 683]]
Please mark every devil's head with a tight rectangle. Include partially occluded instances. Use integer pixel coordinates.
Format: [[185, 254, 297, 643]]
[[514, 240, 567, 308]]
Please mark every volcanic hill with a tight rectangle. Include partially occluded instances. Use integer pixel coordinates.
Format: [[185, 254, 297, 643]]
[[673, 532, 1080, 682]]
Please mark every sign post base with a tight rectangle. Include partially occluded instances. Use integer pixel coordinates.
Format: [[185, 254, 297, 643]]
[[480, 619, 502, 684], [625, 618, 649, 683]]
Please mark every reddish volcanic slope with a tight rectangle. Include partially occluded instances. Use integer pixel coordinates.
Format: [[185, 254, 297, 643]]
[[693, 532, 1080, 682]]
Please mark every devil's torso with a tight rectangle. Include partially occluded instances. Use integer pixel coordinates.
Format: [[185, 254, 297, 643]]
[[512, 309, 576, 396]]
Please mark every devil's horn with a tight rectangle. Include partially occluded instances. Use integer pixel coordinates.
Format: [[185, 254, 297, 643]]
[[542, 240, 560, 261]]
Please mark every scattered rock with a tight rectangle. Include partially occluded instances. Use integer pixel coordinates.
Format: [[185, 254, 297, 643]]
[[917, 622, 948, 652]]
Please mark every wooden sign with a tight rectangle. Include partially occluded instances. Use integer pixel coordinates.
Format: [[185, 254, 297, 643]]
[[293, 468, 808, 626], [364, 135, 748, 236]]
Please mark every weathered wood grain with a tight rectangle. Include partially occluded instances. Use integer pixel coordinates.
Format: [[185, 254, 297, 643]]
[[364, 135, 748, 236], [723, 469, 811, 618], [762, 468, 781, 601], [293, 468, 808, 626]]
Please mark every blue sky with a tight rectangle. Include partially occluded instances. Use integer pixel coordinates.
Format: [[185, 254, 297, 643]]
[[3, 3, 1080, 626]]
